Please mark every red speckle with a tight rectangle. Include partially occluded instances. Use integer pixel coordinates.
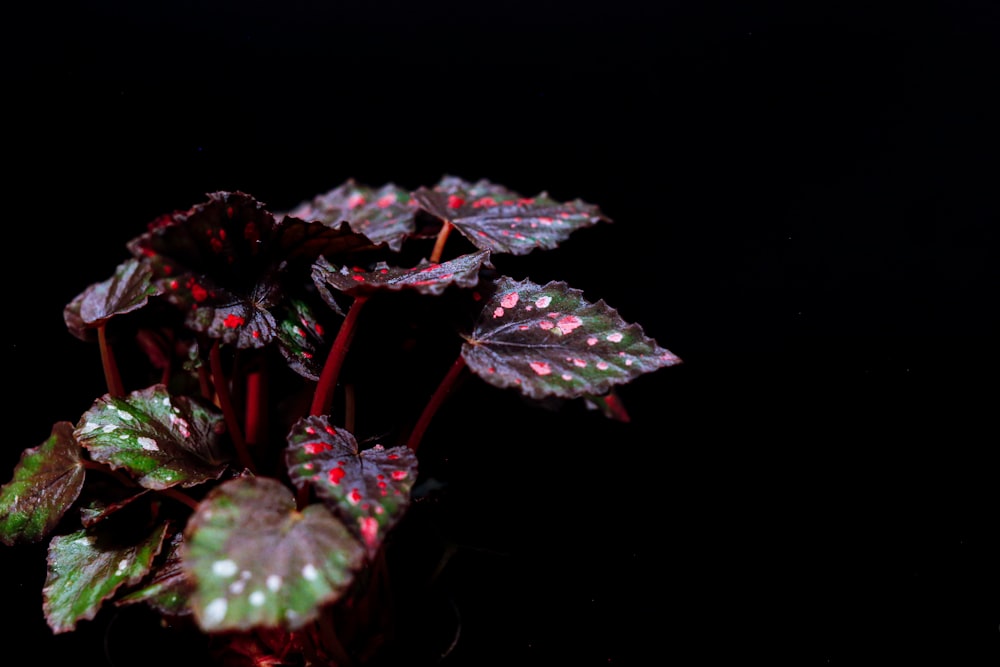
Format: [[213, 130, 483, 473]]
[[360, 517, 379, 548], [556, 315, 583, 334], [539, 216, 554, 224], [349, 488, 363, 504], [209, 237, 223, 253], [377, 481, 387, 489], [352, 274, 365, 282], [304, 441, 332, 454], [500, 292, 519, 309], [447, 194, 465, 209], [315, 323, 325, 335], [493, 307, 505, 318], [529, 361, 552, 376], [539, 320, 555, 330], [169, 279, 179, 290], [473, 196, 497, 207], [306, 426, 317, 434], [487, 366, 496, 373], [387, 453, 399, 460], [226, 206, 234, 219], [243, 222, 260, 243], [517, 197, 535, 205], [472, 291, 482, 301], [572, 358, 587, 367], [347, 194, 365, 209], [376, 194, 396, 208], [328, 467, 346, 485], [325, 425, 337, 435], [223, 314, 245, 328], [251, 330, 260, 338], [295, 326, 306, 337], [380, 268, 389, 274], [188, 280, 208, 302], [391, 470, 408, 481]]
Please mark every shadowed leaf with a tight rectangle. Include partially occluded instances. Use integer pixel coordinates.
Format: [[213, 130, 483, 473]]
[[285, 416, 418, 556], [43, 522, 170, 633], [0, 422, 86, 545], [64, 258, 164, 342], [311, 249, 491, 301], [117, 532, 194, 616], [75, 384, 230, 490], [182, 476, 366, 632], [274, 297, 332, 381], [462, 276, 682, 399]]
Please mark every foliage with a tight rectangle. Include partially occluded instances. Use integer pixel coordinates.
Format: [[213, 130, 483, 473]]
[[0, 176, 681, 665]]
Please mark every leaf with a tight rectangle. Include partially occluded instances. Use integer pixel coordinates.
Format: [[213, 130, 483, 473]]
[[43, 521, 170, 633], [285, 416, 419, 556], [64, 258, 164, 342], [311, 249, 491, 301], [412, 176, 611, 256], [462, 276, 682, 400], [74, 384, 230, 490], [117, 532, 194, 616], [182, 476, 366, 632], [274, 297, 332, 381], [0, 422, 86, 545], [126, 192, 380, 349], [282, 180, 418, 252]]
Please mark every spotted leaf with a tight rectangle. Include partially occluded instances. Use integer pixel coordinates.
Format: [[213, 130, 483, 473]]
[[285, 416, 418, 556], [126, 191, 380, 349], [116, 532, 194, 617], [282, 180, 417, 252], [43, 521, 170, 633], [462, 276, 682, 399], [0, 422, 86, 546], [274, 297, 332, 380], [311, 249, 491, 300], [74, 384, 230, 490], [63, 258, 164, 342], [412, 176, 610, 256], [182, 476, 366, 632]]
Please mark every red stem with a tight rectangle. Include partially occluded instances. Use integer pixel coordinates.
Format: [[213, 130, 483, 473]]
[[98, 324, 125, 398], [209, 341, 257, 474], [429, 220, 453, 264], [244, 364, 267, 447], [310, 296, 369, 418], [406, 354, 468, 452]]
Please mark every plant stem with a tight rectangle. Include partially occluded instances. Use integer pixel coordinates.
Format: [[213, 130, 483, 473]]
[[429, 220, 453, 264], [310, 295, 369, 418], [209, 341, 257, 474], [406, 354, 467, 452], [97, 323, 125, 398]]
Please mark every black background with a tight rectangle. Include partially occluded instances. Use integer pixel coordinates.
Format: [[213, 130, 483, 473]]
[[3, 2, 998, 665]]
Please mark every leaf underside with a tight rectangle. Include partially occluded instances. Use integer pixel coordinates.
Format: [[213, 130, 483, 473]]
[[462, 276, 682, 400], [64, 258, 163, 341]]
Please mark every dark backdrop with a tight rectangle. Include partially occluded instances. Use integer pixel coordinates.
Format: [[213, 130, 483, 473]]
[[3, 2, 998, 665]]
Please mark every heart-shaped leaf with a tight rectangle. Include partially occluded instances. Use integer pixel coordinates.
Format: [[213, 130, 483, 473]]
[[75, 384, 230, 490], [412, 176, 610, 256], [311, 249, 491, 300], [462, 276, 682, 399], [43, 521, 170, 633], [0, 422, 85, 545], [64, 258, 164, 342], [116, 532, 194, 617], [282, 180, 417, 252], [182, 476, 366, 632], [285, 416, 419, 556]]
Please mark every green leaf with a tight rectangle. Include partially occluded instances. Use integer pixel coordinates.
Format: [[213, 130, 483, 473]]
[[63, 257, 164, 342], [116, 532, 194, 617], [75, 384, 230, 490], [282, 179, 417, 252], [274, 297, 333, 381], [311, 249, 491, 300], [462, 276, 682, 399], [285, 416, 418, 556], [0, 422, 86, 545], [43, 521, 170, 633], [412, 176, 611, 256], [182, 476, 366, 632]]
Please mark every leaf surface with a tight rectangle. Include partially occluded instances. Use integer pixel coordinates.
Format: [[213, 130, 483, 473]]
[[75, 384, 230, 490], [43, 522, 169, 633], [462, 276, 682, 399], [182, 476, 365, 632], [117, 532, 193, 616], [412, 176, 610, 256], [311, 249, 490, 300], [285, 416, 418, 556], [64, 258, 163, 341], [0, 422, 85, 545]]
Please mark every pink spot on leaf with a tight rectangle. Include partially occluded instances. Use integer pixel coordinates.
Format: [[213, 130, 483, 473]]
[[538, 320, 555, 330], [607, 332, 624, 343], [304, 441, 332, 455], [360, 516, 379, 548], [493, 307, 505, 318], [223, 314, 245, 328], [391, 470, 408, 481], [529, 361, 552, 376], [447, 195, 465, 209], [535, 295, 552, 308], [328, 467, 346, 485], [556, 315, 583, 334], [501, 292, 519, 309]]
